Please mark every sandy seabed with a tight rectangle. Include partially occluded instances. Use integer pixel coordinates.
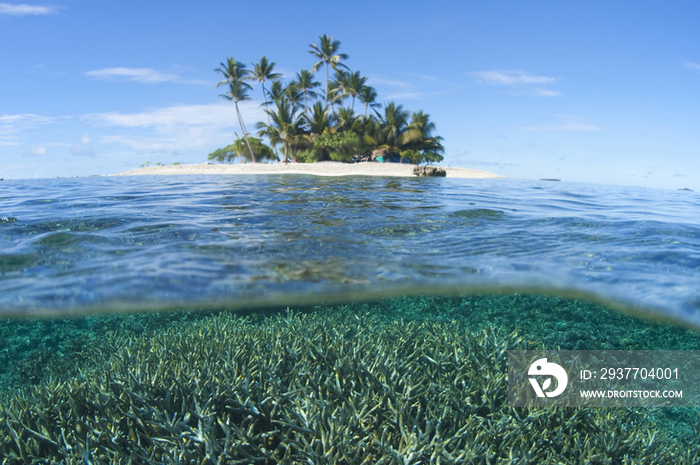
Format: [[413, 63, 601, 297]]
[[114, 161, 503, 179]]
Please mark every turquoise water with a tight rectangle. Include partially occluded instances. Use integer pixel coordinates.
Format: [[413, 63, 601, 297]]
[[1, 175, 698, 325], [1, 174, 700, 463]]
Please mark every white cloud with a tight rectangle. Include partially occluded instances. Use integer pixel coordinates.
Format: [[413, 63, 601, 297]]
[[100, 134, 209, 152], [274, 68, 298, 80], [367, 73, 459, 105], [86, 68, 179, 83], [368, 76, 412, 88], [466, 159, 501, 166], [471, 70, 558, 85], [81, 102, 267, 152], [85, 67, 209, 84], [83, 102, 265, 129], [531, 88, 561, 97], [403, 72, 442, 82], [70, 133, 94, 156], [383, 92, 427, 100], [0, 113, 57, 145], [684, 62, 700, 71], [0, 114, 54, 125], [24, 145, 46, 156], [0, 3, 57, 15]]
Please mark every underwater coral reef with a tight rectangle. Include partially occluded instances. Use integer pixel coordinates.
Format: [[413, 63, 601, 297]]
[[1, 297, 700, 463]]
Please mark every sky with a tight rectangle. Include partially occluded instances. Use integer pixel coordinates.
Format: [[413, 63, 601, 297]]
[[1, 1, 699, 191]]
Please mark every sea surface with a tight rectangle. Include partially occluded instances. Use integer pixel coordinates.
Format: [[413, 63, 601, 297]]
[[1, 173, 700, 462], [0, 174, 698, 326]]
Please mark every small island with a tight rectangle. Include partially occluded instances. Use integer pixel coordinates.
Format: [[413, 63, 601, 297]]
[[115, 161, 502, 178], [207, 35, 462, 168], [118, 35, 502, 179]]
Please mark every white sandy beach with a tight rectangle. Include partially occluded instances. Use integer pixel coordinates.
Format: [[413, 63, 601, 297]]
[[114, 162, 503, 179]]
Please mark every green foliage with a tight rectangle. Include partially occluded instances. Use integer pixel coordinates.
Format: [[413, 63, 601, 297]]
[[214, 36, 449, 166], [208, 137, 276, 163], [294, 69, 321, 114], [256, 98, 306, 162], [305, 101, 330, 135], [265, 80, 285, 106], [315, 130, 363, 162], [293, 147, 317, 163], [214, 57, 252, 98], [248, 56, 281, 86], [358, 105, 445, 164], [297, 130, 364, 162], [421, 150, 444, 164], [358, 86, 380, 116]]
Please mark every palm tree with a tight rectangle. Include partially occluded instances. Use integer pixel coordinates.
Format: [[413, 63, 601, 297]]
[[326, 78, 344, 115], [249, 57, 282, 159], [402, 111, 445, 163], [305, 101, 330, 136], [283, 82, 304, 108], [294, 69, 321, 116], [256, 98, 305, 163], [265, 80, 285, 106], [382, 102, 410, 150], [249, 56, 282, 127], [403, 111, 437, 145], [358, 86, 380, 116], [334, 107, 357, 133], [308, 35, 349, 108], [343, 71, 368, 111], [215, 57, 257, 163], [360, 102, 410, 162], [327, 69, 352, 114]]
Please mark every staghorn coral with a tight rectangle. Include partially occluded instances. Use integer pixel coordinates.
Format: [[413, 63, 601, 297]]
[[1, 307, 698, 464]]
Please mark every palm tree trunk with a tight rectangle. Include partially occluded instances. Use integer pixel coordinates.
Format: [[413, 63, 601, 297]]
[[262, 83, 273, 127], [303, 90, 308, 117], [261, 82, 279, 159], [235, 101, 257, 163], [325, 63, 329, 108]]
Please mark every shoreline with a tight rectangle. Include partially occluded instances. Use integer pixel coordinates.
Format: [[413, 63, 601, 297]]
[[113, 161, 504, 179]]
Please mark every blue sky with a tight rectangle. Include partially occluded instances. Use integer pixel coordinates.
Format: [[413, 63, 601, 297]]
[[1, 1, 699, 190]]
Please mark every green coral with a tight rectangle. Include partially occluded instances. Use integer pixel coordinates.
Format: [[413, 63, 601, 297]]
[[1, 298, 699, 463]]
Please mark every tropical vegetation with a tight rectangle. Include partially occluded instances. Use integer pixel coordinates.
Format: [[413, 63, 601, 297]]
[[209, 35, 444, 165], [214, 57, 257, 163], [207, 136, 276, 164]]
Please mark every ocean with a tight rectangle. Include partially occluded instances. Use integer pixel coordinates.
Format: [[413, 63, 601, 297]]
[[0, 174, 699, 463]]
